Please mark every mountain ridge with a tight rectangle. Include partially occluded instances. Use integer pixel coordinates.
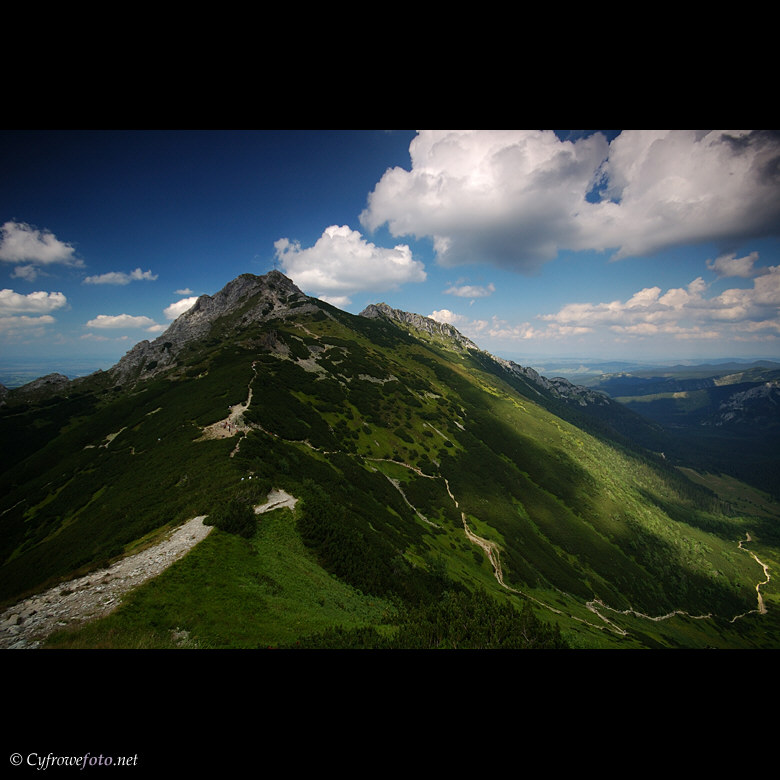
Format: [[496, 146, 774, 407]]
[[0, 270, 715, 501], [2, 271, 616, 416], [0, 269, 743, 491], [1, 269, 777, 649]]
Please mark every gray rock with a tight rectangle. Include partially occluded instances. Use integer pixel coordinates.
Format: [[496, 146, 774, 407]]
[[360, 302, 479, 351], [107, 270, 322, 387]]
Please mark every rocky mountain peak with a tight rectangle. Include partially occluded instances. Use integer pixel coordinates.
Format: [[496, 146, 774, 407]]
[[163, 271, 302, 344], [494, 356, 610, 407], [108, 270, 316, 386]]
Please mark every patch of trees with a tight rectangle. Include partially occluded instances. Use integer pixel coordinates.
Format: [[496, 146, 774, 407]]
[[245, 386, 335, 449], [394, 590, 569, 648], [202, 475, 273, 540], [292, 590, 569, 649], [204, 497, 257, 538], [295, 479, 443, 604], [0, 391, 98, 476]]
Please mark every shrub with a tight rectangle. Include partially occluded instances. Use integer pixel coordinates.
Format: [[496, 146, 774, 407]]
[[205, 497, 256, 538]]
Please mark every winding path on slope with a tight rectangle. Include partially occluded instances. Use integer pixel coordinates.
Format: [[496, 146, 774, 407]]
[[196, 361, 259, 458], [36, 363, 760, 647], [583, 532, 771, 635], [0, 516, 213, 649], [0, 489, 301, 649], [733, 532, 770, 618], [209, 371, 774, 642], [437, 475, 771, 639]]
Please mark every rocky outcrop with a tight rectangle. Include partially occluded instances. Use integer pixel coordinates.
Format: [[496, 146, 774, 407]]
[[360, 302, 480, 352], [3, 372, 71, 404], [108, 270, 321, 387], [494, 355, 610, 406], [161, 271, 306, 346], [711, 380, 780, 427]]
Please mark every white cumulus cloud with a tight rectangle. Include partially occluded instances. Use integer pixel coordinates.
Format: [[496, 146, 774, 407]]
[[0, 286, 65, 336], [428, 308, 465, 325], [706, 251, 767, 279], [0, 221, 84, 278], [444, 282, 495, 298], [274, 224, 426, 305], [164, 297, 198, 320], [429, 309, 489, 339], [83, 268, 158, 285], [361, 130, 780, 272], [0, 289, 67, 315], [0, 314, 57, 332], [85, 313, 161, 331], [540, 265, 780, 341], [437, 253, 780, 350]]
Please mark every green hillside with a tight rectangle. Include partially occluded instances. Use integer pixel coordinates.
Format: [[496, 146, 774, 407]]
[[1, 272, 777, 649]]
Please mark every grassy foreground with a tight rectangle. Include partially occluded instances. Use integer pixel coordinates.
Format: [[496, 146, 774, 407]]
[[45, 505, 396, 649]]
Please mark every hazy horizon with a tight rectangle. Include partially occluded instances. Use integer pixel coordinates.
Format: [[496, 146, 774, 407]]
[[3, 345, 779, 389]]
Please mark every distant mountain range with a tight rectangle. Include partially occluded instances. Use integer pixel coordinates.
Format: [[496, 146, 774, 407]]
[[1, 271, 777, 649], [578, 362, 780, 498], [0, 361, 112, 390], [512, 357, 780, 385]]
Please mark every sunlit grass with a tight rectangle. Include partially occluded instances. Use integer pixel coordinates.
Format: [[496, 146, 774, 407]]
[[45, 506, 396, 649]]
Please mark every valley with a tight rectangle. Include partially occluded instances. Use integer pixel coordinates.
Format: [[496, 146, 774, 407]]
[[582, 361, 780, 499]]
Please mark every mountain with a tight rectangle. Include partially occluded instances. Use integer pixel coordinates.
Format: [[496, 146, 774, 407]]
[[362, 302, 669, 455], [588, 364, 780, 499], [1, 271, 778, 649]]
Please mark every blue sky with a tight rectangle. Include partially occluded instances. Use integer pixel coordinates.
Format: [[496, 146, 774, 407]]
[[1, 129, 779, 378]]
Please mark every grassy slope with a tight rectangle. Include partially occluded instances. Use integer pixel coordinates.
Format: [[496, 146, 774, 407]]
[[3, 302, 778, 648], [46, 505, 395, 649]]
